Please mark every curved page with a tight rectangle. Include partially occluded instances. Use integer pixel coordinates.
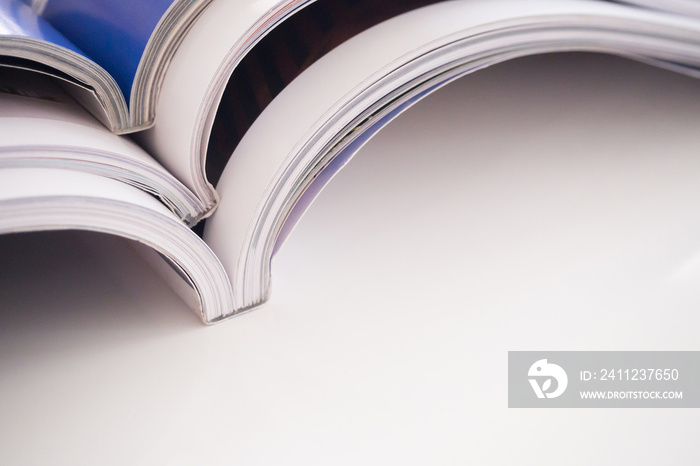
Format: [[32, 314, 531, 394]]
[[0, 167, 233, 323], [204, 0, 700, 312], [0, 68, 206, 224], [31, 0, 216, 130], [138, 0, 314, 207], [620, 0, 700, 18], [35, 0, 175, 102], [0, 0, 128, 132]]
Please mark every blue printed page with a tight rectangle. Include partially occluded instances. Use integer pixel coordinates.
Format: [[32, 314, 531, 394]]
[[37, 0, 175, 102], [1, 0, 84, 55]]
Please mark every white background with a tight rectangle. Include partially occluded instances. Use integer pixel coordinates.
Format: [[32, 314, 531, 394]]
[[2, 53, 700, 464]]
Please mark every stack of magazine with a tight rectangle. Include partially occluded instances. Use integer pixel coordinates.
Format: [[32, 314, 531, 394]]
[[2, 0, 700, 323]]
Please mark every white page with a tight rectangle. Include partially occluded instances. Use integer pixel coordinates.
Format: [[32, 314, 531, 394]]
[[0, 167, 176, 223], [138, 0, 314, 205], [204, 0, 700, 311], [0, 69, 163, 168], [621, 0, 700, 18], [0, 167, 233, 323], [0, 68, 206, 222]]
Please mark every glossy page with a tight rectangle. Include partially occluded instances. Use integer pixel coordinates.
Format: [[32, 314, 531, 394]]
[[38, 0, 175, 100], [205, 0, 700, 312], [0, 0, 83, 54]]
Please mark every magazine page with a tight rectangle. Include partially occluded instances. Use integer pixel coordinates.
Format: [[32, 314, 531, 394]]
[[0, 67, 206, 223], [204, 0, 700, 311], [0, 166, 233, 323], [29, 0, 215, 131], [1, 0, 83, 53], [140, 0, 439, 208], [1, 0, 130, 132], [29, 0, 174, 100], [138, 0, 309, 206], [620, 0, 700, 18]]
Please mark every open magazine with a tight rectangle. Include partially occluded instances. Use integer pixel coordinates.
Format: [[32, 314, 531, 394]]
[[2, 0, 700, 323]]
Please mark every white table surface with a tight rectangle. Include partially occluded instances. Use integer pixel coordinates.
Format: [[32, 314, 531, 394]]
[[1, 53, 700, 465]]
